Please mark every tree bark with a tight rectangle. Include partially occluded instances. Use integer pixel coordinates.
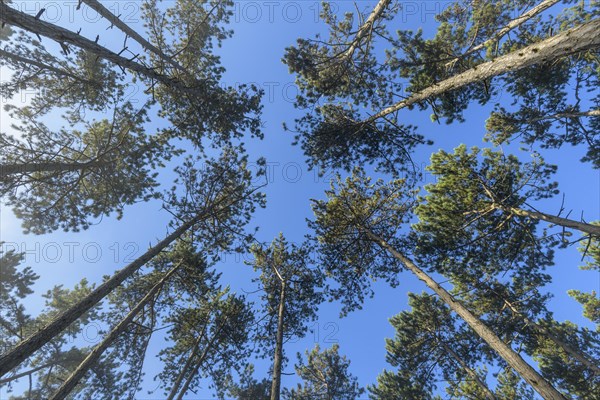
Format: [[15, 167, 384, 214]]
[[364, 230, 566, 400], [0, 3, 188, 91], [362, 18, 600, 124], [48, 263, 181, 400], [502, 298, 600, 375], [0, 215, 201, 377], [270, 281, 286, 400], [340, 0, 391, 61], [79, 0, 184, 72], [445, 0, 561, 68], [440, 341, 497, 400]]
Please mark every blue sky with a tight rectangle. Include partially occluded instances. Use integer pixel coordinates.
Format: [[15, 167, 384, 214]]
[[1, 1, 599, 399]]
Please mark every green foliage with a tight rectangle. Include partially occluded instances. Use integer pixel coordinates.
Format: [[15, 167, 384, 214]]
[[283, 344, 364, 400], [283, 1, 428, 176], [529, 320, 600, 399], [0, 257, 126, 399], [1, 103, 171, 234], [370, 292, 491, 400], [165, 146, 267, 260], [414, 145, 558, 277], [493, 368, 536, 400], [223, 364, 271, 400], [156, 287, 255, 398], [569, 290, 600, 327], [577, 222, 600, 272]]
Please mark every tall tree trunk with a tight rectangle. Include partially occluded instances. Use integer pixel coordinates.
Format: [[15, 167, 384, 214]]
[[340, 0, 391, 61], [0, 161, 106, 177], [0, 3, 189, 92], [79, 0, 184, 72], [439, 341, 497, 400], [500, 205, 600, 236], [501, 298, 600, 375], [364, 230, 566, 400], [165, 326, 209, 400], [362, 18, 600, 124], [172, 323, 225, 400], [48, 264, 181, 400], [270, 282, 286, 400], [0, 216, 201, 377], [445, 0, 561, 68]]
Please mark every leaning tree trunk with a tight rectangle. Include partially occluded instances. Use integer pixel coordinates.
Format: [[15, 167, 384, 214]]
[[500, 205, 600, 237], [440, 341, 497, 400], [0, 216, 202, 377], [445, 0, 561, 68], [165, 326, 208, 400], [79, 0, 184, 72], [0, 3, 189, 92], [48, 263, 181, 400], [364, 230, 567, 400], [270, 282, 287, 400], [362, 17, 600, 124], [172, 323, 225, 400]]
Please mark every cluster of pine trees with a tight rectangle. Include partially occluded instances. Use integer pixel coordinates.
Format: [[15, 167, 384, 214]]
[[0, 0, 598, 398]]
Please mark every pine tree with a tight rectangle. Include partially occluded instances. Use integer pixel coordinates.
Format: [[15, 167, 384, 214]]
[[249, 234, 324, 400], [309, 168, 565, 399], [283, 344, 364, 400], [158, 290, 254, 400]]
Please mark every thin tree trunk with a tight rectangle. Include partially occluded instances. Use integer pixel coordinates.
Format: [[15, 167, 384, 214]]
[[0, 161, 106, 177], [0, 216, 201, 377], [0, 3, 188, 91], [79, 0, 184, 72], [445, 0, 561, 68], [521, 108, 600, 122], [270, 282, 286, 400], [440, 341, 497, 400], [0, 48, 95, 84], [478, 178, 600, 236], [0, 363, 53, 385], [364, 230, 566, 400], [165, 326, 208, 400], [340, 0, 391, 61], [501, 205, 600, 236], [172, 323, 225, 400], [362, 18, 600, 124], [502, 298, 600, 375], [48, 264, 181, 400]]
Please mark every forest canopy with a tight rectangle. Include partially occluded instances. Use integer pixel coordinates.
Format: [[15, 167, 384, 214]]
[[0, 0, 598, 399]]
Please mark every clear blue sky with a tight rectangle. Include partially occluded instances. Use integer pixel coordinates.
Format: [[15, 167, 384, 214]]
[[0, 1, 598, 399]]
